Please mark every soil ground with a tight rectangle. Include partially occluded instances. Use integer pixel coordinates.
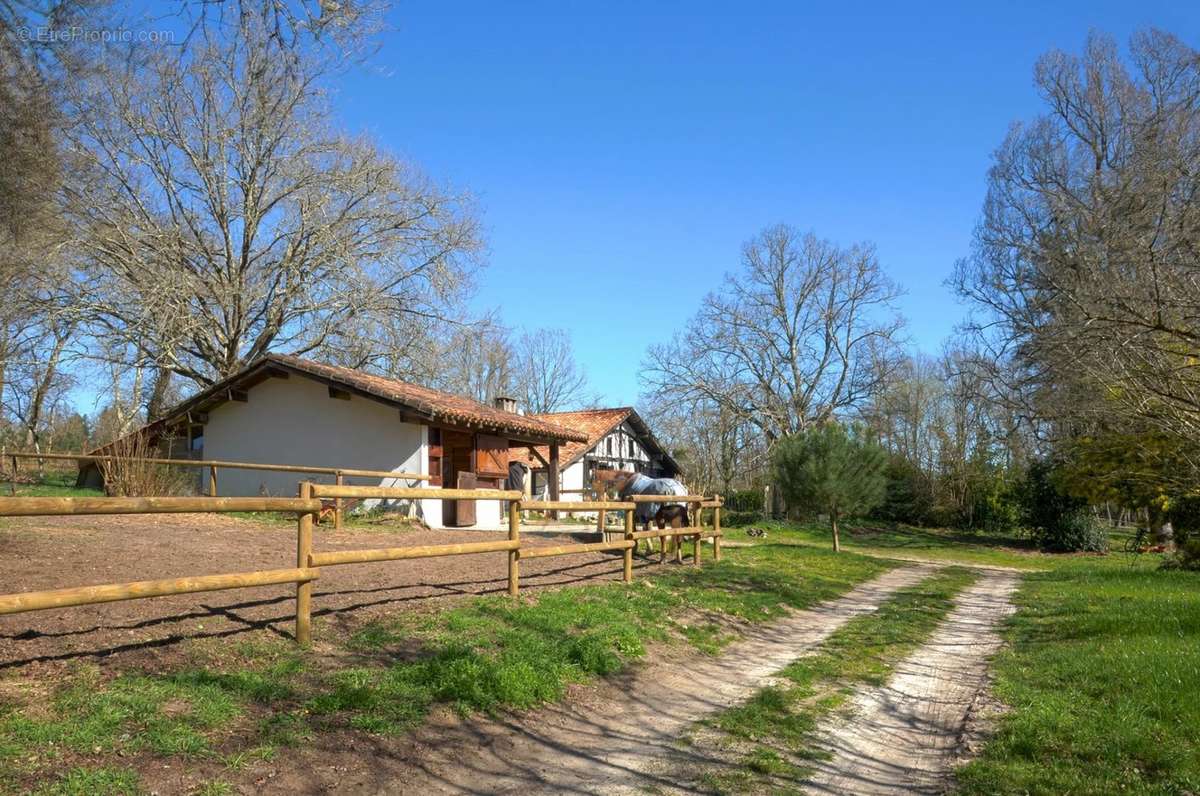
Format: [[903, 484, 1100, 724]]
[[0, 514, 652, 672]]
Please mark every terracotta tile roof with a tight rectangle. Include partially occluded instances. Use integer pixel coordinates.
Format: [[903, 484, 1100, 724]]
[[166, 354, 586, 444], [514, 407, 635, 468]]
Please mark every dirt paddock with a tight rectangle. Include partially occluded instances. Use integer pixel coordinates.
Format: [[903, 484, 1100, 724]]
[[0, 514, 660, 673]]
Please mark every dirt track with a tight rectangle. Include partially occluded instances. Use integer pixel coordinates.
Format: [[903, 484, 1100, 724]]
[[239, 565, 938, 794], [2, 517, 1019, 795], [0, 514, 648, 671], [802, 570, 1019, 794]]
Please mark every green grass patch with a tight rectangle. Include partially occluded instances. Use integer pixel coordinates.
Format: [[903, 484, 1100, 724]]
[[30, 767, 139, 796], [309, 543, 892, 733], [0, 649, 309, 792], [956, 559, 1200, 794], [724, 519, 1075, 570], [0, 470, 102, 498], [1, 668, 241, 760], [698, 567, 979, 793]]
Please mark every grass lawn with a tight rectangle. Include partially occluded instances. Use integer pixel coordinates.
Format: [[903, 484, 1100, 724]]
[[723, 518, 1063, 570], [956, 555, 1200, 795], [0, 470, 102, 498], [721, 520, 1198, 793], [0, 541, 892, 794], [693, 567, 979, 794]]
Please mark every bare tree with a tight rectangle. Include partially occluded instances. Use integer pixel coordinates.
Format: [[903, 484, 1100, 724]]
[[0, 1, 100, 451], [642, 224, 905, 445], [953, 30, 1200, 452], [2, 317, 76, 454], [514, 329, 592, 414], [431, 320, 516, 404], [643, 395, 762, 495], [65, 0, 482, 389]]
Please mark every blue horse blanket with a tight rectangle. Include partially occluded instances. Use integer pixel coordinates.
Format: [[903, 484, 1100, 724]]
[[619, 474, 688, 525]]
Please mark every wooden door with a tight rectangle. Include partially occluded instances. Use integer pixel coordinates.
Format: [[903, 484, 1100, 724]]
[[441, 431, 474, 526], [454, 471, 478, 526]]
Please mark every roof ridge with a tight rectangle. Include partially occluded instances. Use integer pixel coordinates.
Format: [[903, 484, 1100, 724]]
[[531, 406, 633, 417], [166, 352, 587, 443]]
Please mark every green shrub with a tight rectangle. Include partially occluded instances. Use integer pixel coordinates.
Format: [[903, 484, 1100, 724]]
[[724, 489, 764, 513], [1033, 507, 1108, 553], [723, 511, 760, 527], [1018, 460, 1107, 553], [874, 456, 936, 526], [971, 486, 1022, 535]]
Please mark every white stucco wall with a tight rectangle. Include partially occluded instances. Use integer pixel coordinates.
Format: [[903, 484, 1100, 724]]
[[201, 375, 428, 505], [201, 375, 515, 529]]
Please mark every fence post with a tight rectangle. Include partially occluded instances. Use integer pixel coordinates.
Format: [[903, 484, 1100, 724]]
[[9, 455, 16, 496], [508, 500, 520, 597], [296, 481, 314, 645], [714, 503, 722, 562], [597, 507, 606, 539], [623, 509, 634, 584], [334, 471, 344, 530], [208, 465, 218, 497]]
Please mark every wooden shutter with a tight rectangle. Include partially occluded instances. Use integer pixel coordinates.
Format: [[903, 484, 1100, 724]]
[[476, 434, 509, 477], [428, 428, 444, 487]]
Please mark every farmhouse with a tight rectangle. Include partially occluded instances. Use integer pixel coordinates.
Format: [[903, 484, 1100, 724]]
[[517, 407, 683, 500], [96, 354, 585, 529]]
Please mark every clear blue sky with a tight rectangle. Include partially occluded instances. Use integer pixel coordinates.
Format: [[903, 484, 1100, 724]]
[[330, 1, 1195, 407]]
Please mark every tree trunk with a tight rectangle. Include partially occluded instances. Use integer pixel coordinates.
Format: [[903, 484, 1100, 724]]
[[831, 509, 841, 552], [145, 367, 174, 420]]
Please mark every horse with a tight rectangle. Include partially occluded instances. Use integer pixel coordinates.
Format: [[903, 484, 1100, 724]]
[[593, 469, 690, 559]]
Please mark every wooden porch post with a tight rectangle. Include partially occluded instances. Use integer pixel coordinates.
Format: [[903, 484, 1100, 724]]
[[334, 471, 344, 530], [548, 443, 560, 520]]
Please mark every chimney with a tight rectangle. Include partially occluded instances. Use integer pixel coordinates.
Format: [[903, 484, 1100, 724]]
[[493, 395, 520, 414]]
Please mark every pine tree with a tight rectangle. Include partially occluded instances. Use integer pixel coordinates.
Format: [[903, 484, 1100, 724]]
[[772, 423, 888, 552]]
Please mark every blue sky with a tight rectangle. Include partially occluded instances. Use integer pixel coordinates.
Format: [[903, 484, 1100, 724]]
[[329, 0, 1195, 407]]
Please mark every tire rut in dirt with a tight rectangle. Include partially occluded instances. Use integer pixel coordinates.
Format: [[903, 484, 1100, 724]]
[[260, 565, 941, 795], [801, 570, 1019, 795]]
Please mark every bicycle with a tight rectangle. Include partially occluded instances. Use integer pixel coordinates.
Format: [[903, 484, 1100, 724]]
[[1123, 526, 1149, 554]]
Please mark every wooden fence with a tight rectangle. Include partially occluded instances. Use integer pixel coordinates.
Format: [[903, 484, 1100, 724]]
[[0, 496, 320, 627], [0, 485, 722, 647], [4, 450, 428, 530]]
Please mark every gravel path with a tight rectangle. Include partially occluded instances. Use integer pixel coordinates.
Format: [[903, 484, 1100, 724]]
[[802, 570, 1019, 795]]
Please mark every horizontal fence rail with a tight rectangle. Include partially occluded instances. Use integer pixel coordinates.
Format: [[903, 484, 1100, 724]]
[[0, 496, 321, 517], [4, 450, 428, 481], [627, 494, 710, 503], [309, 539, 520, 567], [519, 539, 635, 559], [0, 484, 723, 647], [310, 485, 522, 501], [520, 500, 636, 511], [0, 567, 318, 616]]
